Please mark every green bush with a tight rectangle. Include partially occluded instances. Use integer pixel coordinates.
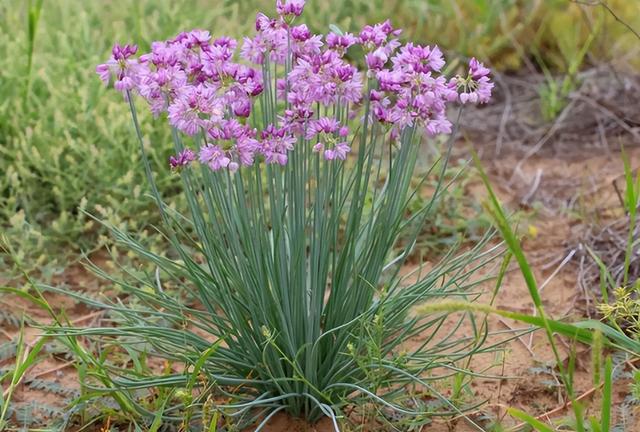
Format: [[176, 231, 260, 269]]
[[0, 0, 256, 277]]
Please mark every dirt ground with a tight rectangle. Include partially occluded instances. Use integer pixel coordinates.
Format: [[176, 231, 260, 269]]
[[445, 147, 640, 430]]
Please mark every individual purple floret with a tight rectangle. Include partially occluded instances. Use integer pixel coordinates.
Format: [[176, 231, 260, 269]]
[[259, 124, 296, 165], [199, 144, 231, 171], [307, 118, 350, 160], [276, 0, 305, 17], [326, 32, 357, 55], [169, 148, 196, 170], [324, 142, 350, 160], [96, 43, 140, 95]]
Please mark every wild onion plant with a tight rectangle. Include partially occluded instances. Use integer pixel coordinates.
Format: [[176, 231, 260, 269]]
[[54, 0, 499, 429]]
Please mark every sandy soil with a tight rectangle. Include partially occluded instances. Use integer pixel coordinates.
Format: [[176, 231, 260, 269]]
[[2, 148, 639, 431]]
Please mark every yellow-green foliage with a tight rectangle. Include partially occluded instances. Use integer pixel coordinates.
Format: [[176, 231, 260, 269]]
[[599, 284, 640, 338], [388, 0, 639, 71], [0, 0, 255, 277], [536, 0, 639, 70], [243, 0, 640, 71], [0, 1, 369, 277]]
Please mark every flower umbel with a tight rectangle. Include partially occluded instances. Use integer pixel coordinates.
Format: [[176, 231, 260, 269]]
[[458, 57, 494, 104]]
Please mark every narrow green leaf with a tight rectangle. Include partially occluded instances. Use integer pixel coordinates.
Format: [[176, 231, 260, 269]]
[[507, 407, 554, 432], [601, 355, 612, 432], [621, 146, 638, 287], [473, 152, 587, 432], [208, 410, 220, 432], [420, 300, 640, 354], [149, 393, 171, 432], [187, 340, 223, 392]]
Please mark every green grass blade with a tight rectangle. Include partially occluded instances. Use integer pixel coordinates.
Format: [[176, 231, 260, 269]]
[[621, 146, 638, 287], [0, 325, 47, 429], [601, 355, 612, 432], [208, 410, 220, 432], [419, 300, 640, 352], [187, 341, 223, 392], [507, 407, 554, 432], [149, 393, 171, 432]]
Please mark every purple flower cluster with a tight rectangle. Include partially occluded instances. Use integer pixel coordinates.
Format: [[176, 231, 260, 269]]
[[367, 41, 459, 138], [204, 119, 260, 172], [458, 58, 494, 105], [97, 0, 493, 173]]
